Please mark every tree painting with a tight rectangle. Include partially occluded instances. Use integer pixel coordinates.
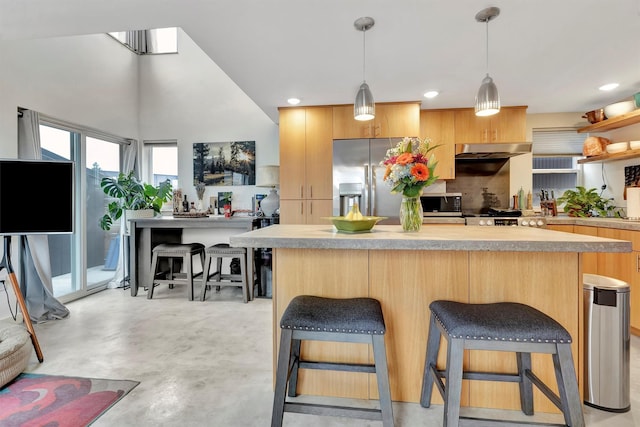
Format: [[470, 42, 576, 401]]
[[193, 141, 256, 186]]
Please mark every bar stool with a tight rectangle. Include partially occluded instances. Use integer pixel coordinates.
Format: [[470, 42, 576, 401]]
[[200, 243, 250, 303], [272, 295, 394, 427], [420, 300, 584, 427], [147, 243, 205, 301]]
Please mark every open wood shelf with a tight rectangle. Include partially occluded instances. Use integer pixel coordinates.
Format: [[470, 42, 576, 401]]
[[577, 109, 640, 133], [578, 148, 640, 164]]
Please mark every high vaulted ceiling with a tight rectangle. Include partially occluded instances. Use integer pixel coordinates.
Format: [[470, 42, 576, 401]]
[[2, 0, 640, 124]]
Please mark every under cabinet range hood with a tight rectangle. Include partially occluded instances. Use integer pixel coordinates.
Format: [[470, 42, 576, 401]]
[[455, 143, 532, 159]]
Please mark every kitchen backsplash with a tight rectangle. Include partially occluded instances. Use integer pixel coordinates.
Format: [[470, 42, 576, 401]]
[[446, 161, 510, 214]]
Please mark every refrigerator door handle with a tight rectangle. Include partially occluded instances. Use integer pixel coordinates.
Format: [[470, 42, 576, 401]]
[[371, 167, 376, 216], [363, 164, 369, 216]]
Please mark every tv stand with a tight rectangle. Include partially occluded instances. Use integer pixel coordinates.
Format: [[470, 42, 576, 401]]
[[1, 236, 44, 362]]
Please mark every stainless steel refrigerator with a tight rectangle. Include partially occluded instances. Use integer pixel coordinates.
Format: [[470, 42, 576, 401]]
[[332, 138, 402, 223]]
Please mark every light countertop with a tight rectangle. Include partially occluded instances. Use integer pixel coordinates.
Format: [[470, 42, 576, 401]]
[[546, 216, 640, 231], [230, 224, 631, 252]]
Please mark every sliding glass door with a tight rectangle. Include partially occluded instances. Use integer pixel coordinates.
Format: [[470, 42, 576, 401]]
[[39, 123, 124, 300]]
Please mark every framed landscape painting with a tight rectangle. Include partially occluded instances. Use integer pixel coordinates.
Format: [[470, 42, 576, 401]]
[[193, 141, 256, 186]]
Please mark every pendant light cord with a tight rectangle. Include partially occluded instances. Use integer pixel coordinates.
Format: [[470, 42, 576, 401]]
[[485, 19, 490, 76], [362, 27, 367, 82]]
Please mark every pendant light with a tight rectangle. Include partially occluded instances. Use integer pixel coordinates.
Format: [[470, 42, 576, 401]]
[[354, 17, 375, 121], [474, 7, 500, 117]]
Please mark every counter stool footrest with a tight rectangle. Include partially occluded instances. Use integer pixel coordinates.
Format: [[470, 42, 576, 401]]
[[458, 418, 567, 427], [284, 402, 383, 421], [299, 360, 376, 373]]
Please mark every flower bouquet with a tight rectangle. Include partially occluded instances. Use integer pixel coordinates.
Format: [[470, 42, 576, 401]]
[[381, 137, 439, 230]]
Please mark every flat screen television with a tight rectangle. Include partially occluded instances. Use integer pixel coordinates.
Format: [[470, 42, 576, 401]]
[[0, 159, 74, 235]]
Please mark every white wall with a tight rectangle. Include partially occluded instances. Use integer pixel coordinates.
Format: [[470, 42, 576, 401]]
[[139, 29, 279, 212], [0, 29, 279, 320], [583, 122, 640, 214]]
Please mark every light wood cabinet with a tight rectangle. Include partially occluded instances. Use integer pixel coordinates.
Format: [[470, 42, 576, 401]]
[[420, 110, 455, 179], [454, 106, 527, 144], [559, 224, 640, 334], [596, 227, 640, 334], [279, 106, 333, 224], [333, 102, 420, 139], [279, 199, 333, 224], [572, 225, 598, 275]]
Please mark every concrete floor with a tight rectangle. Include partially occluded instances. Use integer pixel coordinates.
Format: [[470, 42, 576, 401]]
[[19, 287, 640, 426]]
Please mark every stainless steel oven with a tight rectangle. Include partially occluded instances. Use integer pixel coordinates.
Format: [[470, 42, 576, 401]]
[[420, 193, 462, 217]]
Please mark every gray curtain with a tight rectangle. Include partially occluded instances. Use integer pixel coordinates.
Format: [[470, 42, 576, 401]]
[[108, 139, 139, 288], [17, 110, 70, 322]]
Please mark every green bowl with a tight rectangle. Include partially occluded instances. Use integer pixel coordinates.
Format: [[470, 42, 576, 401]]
[[323, 216, 387, 233]]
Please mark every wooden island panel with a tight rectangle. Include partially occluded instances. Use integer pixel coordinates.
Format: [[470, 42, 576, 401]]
[[273, 248, 371, 399], [468, 252, 582, 413], [369, 250, 469, 404]]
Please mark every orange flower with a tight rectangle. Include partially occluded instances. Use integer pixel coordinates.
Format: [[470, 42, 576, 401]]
[[411, 163, 429, 181], [395, 153, 414, 165], [383, 165, 392, 181]]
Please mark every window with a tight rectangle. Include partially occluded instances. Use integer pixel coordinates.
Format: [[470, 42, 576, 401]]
[[108, 28, 178, 54], [39, 119, 128, 300], [143, 140, 178, 189], [532, 129, 584, 205]]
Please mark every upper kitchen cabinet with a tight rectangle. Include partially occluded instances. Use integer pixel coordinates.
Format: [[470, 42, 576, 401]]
[[454, 106, 527, 144], [279, 106, 333, 224], [333, 102, 420, 139], [420, 110, 455, 180]]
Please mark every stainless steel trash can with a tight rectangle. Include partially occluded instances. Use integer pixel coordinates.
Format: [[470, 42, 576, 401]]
[[583, 273, 630, 412]]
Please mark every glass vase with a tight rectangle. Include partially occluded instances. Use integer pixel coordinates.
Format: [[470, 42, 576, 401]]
[[400, 196, 423, 231]]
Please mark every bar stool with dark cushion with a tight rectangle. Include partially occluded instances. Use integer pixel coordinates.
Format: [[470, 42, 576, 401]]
[[272, 295, 394, 427], [420, 300, 584, 427], [200, 243, 250, 303], [147, 243, 205, 301]]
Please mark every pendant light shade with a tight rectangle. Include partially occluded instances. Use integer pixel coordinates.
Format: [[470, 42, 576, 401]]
[[355, 82, 375, 121], [354, 17, 375, 121], [475, 74, 500, 117], [474, 7, 500, 117]]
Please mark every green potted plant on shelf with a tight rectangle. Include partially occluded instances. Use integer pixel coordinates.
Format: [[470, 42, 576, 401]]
[[557, 186, 621, 218], [99, 171, 173, 231]]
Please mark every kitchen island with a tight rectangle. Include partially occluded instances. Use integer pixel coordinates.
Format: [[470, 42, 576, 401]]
[[230, 224, 631, 413]]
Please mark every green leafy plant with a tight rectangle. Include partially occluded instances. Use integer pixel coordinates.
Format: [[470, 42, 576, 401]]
[[557, 186, 621, 218], [99, 171, 173, 230]]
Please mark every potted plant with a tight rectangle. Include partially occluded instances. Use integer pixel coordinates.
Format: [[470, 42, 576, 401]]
[[99, 171, 173, 230], [557, 186, 621, 218]]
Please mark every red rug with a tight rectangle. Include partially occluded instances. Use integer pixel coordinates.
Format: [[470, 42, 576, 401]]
[[0, 373, 139, 427]]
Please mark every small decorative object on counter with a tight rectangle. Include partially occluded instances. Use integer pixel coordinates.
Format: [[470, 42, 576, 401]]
[[173, 188, 183, 213], [381, 136, 439, 231], [183, 195, 189, 212], [195, 182, 206, 211], [400, 197, 423, 231]]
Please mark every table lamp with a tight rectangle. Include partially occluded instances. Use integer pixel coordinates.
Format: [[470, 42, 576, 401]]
[[256, 165, 280, 216]]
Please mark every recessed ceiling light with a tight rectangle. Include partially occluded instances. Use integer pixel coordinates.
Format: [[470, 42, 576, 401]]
[[424, 91, 439, 99], [599, 83, 619, 91], [287, 98, 301, 105]]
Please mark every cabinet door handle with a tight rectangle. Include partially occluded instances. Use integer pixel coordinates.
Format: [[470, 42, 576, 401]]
[[482, 129, 488, 142], [637, 253, 640, 273], [309, 201, 313, 215], [300, 201, 304, 215], [300, 185, 304, 198], [309, 185, 313, 199], [492, 129, 498, 142]]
